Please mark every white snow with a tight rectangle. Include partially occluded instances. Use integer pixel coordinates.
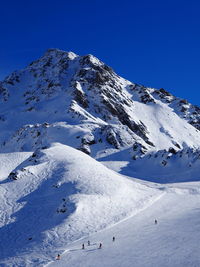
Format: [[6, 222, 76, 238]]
[[0, 151, 32, 180], [47, 182, 200, 267], [0, 143, 160, 266], [1, 143, 200, 266], [1, 49, 200, 266]]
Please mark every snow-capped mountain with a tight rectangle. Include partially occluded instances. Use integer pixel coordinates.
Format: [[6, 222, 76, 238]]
[[1, 48, 200, 180], [1, 49, 200, 266]]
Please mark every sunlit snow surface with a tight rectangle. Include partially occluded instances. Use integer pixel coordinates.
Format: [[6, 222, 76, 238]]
[[1, 49, 200, 266], [1, 143, 200, 266], [0, 143, 161, 266], [47, 183, 200, 267]]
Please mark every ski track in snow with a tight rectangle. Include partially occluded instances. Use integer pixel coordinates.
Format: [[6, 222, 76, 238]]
[[0, 144, 160, 266], [47, 186, 200, 267], [0, 145, 200, 267]]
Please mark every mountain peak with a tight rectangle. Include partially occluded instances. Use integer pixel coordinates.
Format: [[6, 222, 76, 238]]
[[80, 53, 103, 66], [27, 48, 79, 69], [1, 49, 200, 168], [44, 48, 78, 60]]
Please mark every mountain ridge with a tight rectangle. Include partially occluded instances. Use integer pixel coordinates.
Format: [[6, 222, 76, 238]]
[[1, 48, 200, 180]]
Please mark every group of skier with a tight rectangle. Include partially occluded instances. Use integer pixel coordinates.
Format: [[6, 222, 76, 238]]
[[56, 219, 158, 260], [56, 236, 115, 260], [82, 236, 115, 250]]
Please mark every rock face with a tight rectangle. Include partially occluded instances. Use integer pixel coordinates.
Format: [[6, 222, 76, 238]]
[[1, 48, 200, 170]]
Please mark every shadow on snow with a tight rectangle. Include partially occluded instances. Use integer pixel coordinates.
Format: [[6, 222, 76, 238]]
[[0, 164, 77, 262]]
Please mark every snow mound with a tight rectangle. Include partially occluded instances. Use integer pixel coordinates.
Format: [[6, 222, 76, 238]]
[[0, 151, 32, 180], [0, 143, 161, 266]]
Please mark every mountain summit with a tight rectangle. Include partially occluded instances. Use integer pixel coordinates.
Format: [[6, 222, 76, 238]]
[[1, 49, 200, 181]]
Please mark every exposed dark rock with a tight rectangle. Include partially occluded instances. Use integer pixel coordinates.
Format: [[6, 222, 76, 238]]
[[140, 92, 155, 104], [81, 135, 96, 146], [78, 145, 91, 155], [161, 160, 167, 166], [180, 99, 188, 105], [73, 82, 89, 108], [159, 88, 172, 97], [168, 147, 177, 154], [8, 171, 18, 180], [132, 142, 148, 158], [103, 126, 120, 149], [173, 143, 181, 149]]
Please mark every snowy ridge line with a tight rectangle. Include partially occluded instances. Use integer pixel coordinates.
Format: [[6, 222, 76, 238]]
[[1, 48, 200, 183], [101, 144, 200, 183]]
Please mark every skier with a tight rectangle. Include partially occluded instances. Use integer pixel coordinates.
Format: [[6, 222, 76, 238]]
[[82, 243, 85, 249], [112, 236, 115, 242], [99, 243, 102, 249], [155, 219, 158, 224], [56, 254, 61, 260], [88, 240, 90, 246]]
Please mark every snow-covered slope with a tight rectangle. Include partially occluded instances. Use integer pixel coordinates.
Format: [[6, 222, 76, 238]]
[[47, 182, 200, 267], [0, 151, 32, 180], [100, 146, 200, 183], [1, 49, 200, 266], [0, 143, 160, 266]]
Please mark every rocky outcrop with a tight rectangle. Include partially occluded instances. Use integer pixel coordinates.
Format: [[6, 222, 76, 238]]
[[0, 48, 200, 161]]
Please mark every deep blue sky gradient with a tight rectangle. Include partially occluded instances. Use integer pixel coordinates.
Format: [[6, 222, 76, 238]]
[[1, 0, 200, 104]]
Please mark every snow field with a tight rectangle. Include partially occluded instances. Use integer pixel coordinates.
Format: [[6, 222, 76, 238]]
[[48, 185, 200, 267], [0, 143, 161, 266]]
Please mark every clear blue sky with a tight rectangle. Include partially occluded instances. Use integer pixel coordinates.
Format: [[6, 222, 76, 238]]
[[1, 0, 200, 105]]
